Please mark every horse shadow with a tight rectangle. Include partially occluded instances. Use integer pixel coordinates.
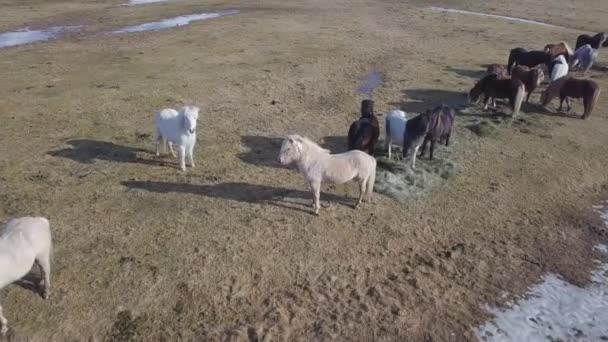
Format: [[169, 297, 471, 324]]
[[48, 139, 169, 166], [14, 272, 45, 298], [321, 136, 348, 153], [388, 89, 467, 113], [238, 135, 286, 169], [121, 180, 354, 214], [444, 66, 486, 79]]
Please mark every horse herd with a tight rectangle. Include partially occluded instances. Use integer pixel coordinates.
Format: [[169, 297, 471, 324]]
[[0, 28, 607, 336]]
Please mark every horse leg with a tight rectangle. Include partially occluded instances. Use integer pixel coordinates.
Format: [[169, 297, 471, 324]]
[[356, 178, 366, 208], [445, 131, 451, 147], [419, 136, 429, 158], [526, 90, 532, 103], [187, 142, 195, 168], [309, 180, 321, 215], [386, 138, 392, 159], [492, 97, 497, 108], [178, 145, 186, 171], [155, 135, 162, 156], [429, 139, 435, 160], [483, 96, 489, 110], [566, 97, 571, 112], [411, 144, 421, 170], [558, 97, 564, 112], [0, 303, 7, 335], [168, 142, 176, 158]]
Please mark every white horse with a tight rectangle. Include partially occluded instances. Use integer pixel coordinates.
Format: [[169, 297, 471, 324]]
[[384, 109, 408, 159], [0, 217, 52, 335], [278, 135, 376, 215], [571, 44, 598, 73], [550, 55, 569, 82], [155, 105, 200, 171]]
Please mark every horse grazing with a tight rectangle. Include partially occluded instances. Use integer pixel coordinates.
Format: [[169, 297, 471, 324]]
[[511, 65, 545, 103], [347, 99, 379, 155], [402, 112, 431, 169], [544, 41, 573, 61], [575, 32, 607, 50], [469, 74, 526, 115], [571, 44, 598, 73], [418, 105, 456, 161], [541, 77, 601, 119], [486, 64, 509, 79], [549, 55, 569, 82], [1, 217, 52, 335], [278, 135, 376, 215], [155, 105, 200, 171], [384, 109, 408, 159], [507, 48, 552, 74]]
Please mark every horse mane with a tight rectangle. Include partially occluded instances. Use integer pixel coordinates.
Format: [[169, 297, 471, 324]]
[[559, 41, 574, 56], [298, 136, 330, 154]]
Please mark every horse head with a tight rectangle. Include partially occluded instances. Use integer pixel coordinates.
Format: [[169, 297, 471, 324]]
[[360, 99, 375, 117], [182, 105, 199, 134], [278, 135, 304, 165]]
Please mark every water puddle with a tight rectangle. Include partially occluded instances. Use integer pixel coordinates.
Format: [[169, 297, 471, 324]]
[[430, 7, 566, 29], [110, 10, 238, 34], [126, 0, 168, 5], [0, 26, 80, 49], [476, 204, 608, 341], [357, 70, 383, 94]]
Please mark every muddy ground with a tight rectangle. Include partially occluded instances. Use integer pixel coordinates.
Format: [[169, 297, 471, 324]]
[[1, 0, 608, 341]]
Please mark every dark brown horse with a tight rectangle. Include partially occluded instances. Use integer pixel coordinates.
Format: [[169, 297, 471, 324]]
[[575, 32, 607, 50], [507, 48, 552, 74], [402, 111, 431, 169], [511, 65, 544, 103], [486, 64, 509, 79], [469, 74, 526, 115], [541, 77, 601, 119], [418, 105, 456, 161], [544, 41, 573, 61], [348, 99, 380, 155]]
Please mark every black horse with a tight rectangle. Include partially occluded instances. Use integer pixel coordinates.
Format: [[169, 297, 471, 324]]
[[575, 32, 607, 50], [347, 99, 380, 155], [507, 48, 552, 74]]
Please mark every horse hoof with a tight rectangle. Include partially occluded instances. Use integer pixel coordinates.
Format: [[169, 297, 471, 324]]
[[1, 326, 7, 335]]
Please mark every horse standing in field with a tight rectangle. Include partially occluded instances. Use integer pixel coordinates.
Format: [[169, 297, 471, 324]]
[[575, 32, 607, 50], [571, 44, 598, 73], [155, 105, 200, 171], [541, 77, 601, 119], [511, 65, 545, 103], [549, 55, 569, 82], [469, 74, 526, 115], [418, 105, 456, 161], [507, 48, 552, 74], [402, 112, 431, 169], [544, 41, 574, 61], [278, 135, 376, 215], [1, 217, 52, 335], [347, 99, 380, 155], [486, 64, 509, 79], [384, 109, 408, 159]]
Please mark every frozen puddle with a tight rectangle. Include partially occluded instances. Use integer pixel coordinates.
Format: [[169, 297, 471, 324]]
[[0, 26, 80, 48], [126, 0, 167, 5], [357, 70, 383, 94], [430, 7, 565, 29], [476, 204, 608, 341], [110, 10, 238, 34]]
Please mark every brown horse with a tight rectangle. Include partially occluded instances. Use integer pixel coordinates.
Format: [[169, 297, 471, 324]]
[[507, 48, 552, 74], [541, 77, 601, 119], [469, 74, 526, 115], [575, 32, 607, 50], [544, 41, 573, 61], [418, 105, 456, 161], [486, 64, 509, 79], [348, 99, 380, 155], [511, 65, 544, 103]]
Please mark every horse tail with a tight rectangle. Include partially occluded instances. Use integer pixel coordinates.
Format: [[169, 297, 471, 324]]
[[385, 117, 391, 150], [507, 50, 517, 74], [366, 158, 377, 198], [584, 84, 601, 119], [512, 82, 525, 115]]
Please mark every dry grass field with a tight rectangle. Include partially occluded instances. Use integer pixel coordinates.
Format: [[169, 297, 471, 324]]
[[1, 0, 607, 340]]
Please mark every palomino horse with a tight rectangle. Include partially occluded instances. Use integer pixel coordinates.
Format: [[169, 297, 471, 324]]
[[571, 44, 598, 73], [486, 64, 509, 79], [418, 105, 456, 162], [469, 74, 526, 115], [549, 55, 569, 82], [541, 77, 601, 119], [278, 134, 376, 215], [511, 65, 544, 103], [575, 32, 607, 50], [544, 41, 573, 61], [347, 99, 380, 155], [402, 112, 431, 169], [507, 48, 552, 74], [384, 109, 408, 160]]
